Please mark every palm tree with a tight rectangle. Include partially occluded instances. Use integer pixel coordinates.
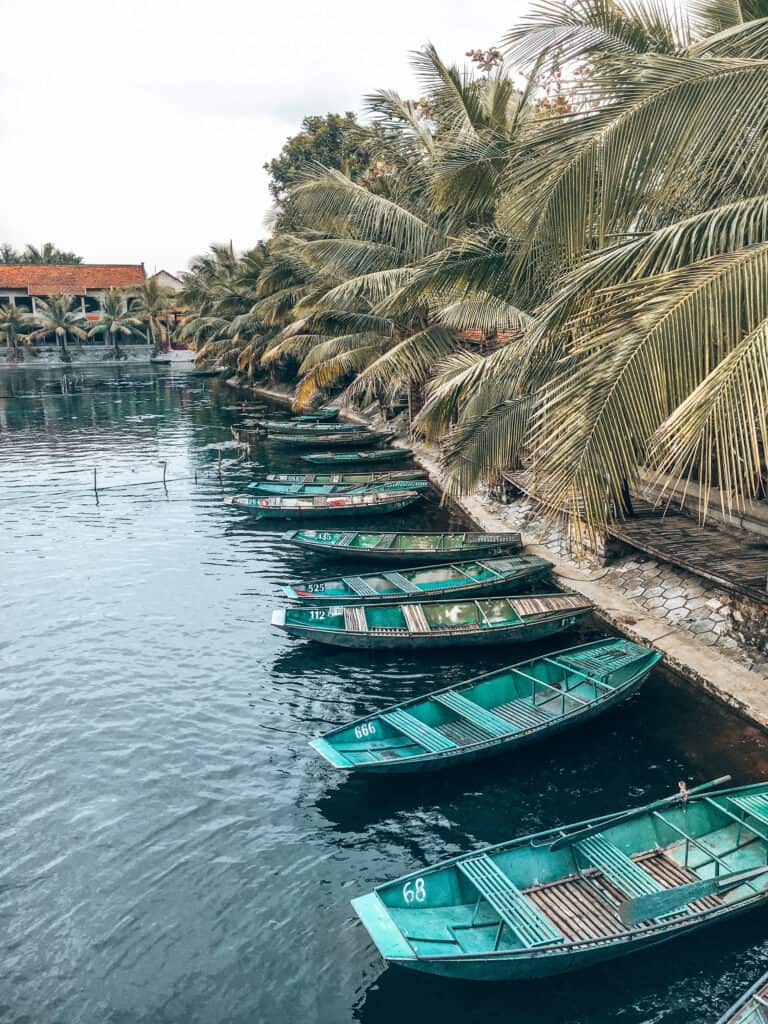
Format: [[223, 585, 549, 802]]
[[27, 294, 86, 362], [131, 279, 174, 354], [87, 288, 145, 359], [20, 242, 82, 264], [0, 303, 30, 360]]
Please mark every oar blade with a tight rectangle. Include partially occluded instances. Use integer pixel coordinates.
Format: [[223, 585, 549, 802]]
[[620, 866, 768, 927]]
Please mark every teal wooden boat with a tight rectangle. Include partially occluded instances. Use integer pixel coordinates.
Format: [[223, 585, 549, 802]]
[[284, 529, 522, 564], [261, 470, 427, 486], [271, 592, 592, 649], [249, 478, 429, 496], [269, 430, 394, 449], [311, 639, 660, 774], [717, 971, 768, 1023], [223, 488, 422, 520], [283, 553, 551, 604], [352, 777, 768, 981], [255, 419, 368, 434], [293, 409, 339, 422], [301, 448, 413, 466]]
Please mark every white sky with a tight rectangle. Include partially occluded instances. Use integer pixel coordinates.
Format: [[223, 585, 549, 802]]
[[0, 1, 520, 275]]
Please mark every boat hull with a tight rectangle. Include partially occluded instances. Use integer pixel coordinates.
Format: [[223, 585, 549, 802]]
[[227, 492, 422, 519], [289, 567, 550, 605], [301, 450, 412, 465], [312, 665, 650, 774], [270, 432, 392, 448], [285, 531, 523, 564], [273, 609, 589, 648], [379, 900, 764, 980]]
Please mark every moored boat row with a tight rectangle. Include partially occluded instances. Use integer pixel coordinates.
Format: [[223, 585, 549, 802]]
[[226, 397, 768, 998]]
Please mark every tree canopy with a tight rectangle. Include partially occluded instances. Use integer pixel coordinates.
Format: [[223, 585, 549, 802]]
[[182, 4, 768, 536], [0, 242, 83, 264]]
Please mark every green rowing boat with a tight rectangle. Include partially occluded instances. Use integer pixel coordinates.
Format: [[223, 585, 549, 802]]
[[352, 777, 768, 980], [283, 553, 551, 604], [271, 592, 592, 649], [293, 409, 339, 422], [311, 638, 659, 774], [249, 478, 428, 496], [261, 470, 426, 485], [269, 430, 394, 448], [716, 971, 768, 1023], [223, 489, 422, 520], [284, 529, 522, 563], [254, 419, 368, 434], [301, 449, 412, 465]]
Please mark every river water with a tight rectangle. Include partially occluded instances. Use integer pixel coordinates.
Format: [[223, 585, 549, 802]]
[[1, 364, 767, 1024]]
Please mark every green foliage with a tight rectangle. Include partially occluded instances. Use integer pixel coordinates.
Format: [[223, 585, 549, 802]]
[[264, 113, 381, 230], [182, 17, 768, 533], [0, 242, 83, 264]]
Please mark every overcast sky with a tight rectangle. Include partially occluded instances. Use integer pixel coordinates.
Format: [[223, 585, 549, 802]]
[[0, 1, 521, 275]]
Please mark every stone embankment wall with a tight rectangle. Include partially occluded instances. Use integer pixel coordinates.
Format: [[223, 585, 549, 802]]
[[486, 488, 768, 673]]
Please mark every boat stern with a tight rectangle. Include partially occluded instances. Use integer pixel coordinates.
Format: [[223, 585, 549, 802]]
[[271, 608, 286, 628], [351, 892, 416, 964], [281, 585, 299, 600]]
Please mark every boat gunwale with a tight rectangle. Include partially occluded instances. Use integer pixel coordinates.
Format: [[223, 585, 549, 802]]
[[313, 640, 659, 770]]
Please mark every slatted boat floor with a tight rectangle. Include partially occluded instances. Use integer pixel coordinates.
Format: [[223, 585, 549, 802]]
[[503, 469, 768, 601], [524, 851, 720, 942]]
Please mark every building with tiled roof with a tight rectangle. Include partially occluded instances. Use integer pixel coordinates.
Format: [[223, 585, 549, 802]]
[[0, 263, 145, 315]]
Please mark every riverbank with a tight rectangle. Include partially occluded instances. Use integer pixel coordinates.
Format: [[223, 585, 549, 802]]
[[241, 379, 768, 729]]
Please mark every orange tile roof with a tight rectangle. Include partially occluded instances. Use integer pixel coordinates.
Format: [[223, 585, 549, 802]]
[[0, 264, 145, 295]]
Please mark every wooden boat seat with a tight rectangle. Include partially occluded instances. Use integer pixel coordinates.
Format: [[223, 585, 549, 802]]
[[524, 851, 718, 942], [511, 595, 586, 617], [433, 691, 513, 738], [730, 794, 768, 827], [338, 533, 358, 546], [402, 604, 430, 633], [458, 855, 563, 948], [558, 644, 637, 676], [375, 534, 396, 548], [382, 571, 421, 594], [341, 575, 379, 598], [343, 606, 369, 632], [382, 709, 456, 753], [574, 835, 663, 899], [492, 697, 551, 731]]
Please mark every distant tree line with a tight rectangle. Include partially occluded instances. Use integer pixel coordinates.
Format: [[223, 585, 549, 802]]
[[0, 242, 83, 265]]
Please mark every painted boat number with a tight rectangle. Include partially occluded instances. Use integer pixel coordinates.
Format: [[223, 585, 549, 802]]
[[403, 878, 426, 903], [315, 532, 335, 540], [305, 583, 326, 592], [354, 722, 377, 739], [309, 607, 343, 619]]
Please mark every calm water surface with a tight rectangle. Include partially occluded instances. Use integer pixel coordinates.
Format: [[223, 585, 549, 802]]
[[2, 364, 768, 1024]]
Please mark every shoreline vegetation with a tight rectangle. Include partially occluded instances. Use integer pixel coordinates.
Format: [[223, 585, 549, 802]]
[[179, 9, 768, 547], [240, 379, 768, 730]]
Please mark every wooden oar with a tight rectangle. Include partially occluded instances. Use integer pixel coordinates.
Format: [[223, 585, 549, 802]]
[[548, 776, 732, 852], [620, 866, 768, 926]]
